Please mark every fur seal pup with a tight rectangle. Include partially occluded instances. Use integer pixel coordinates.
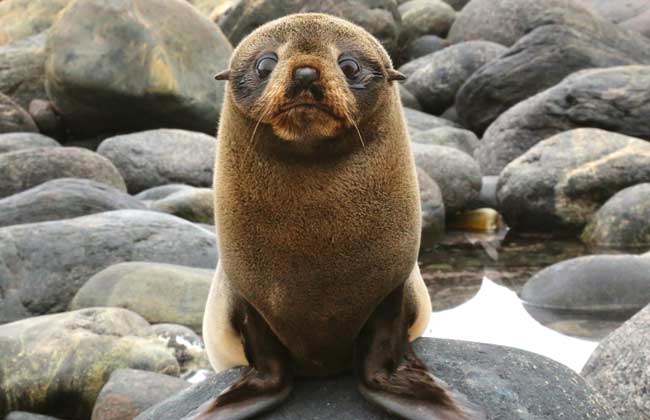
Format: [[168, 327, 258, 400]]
[[198, 13, 482, 420]]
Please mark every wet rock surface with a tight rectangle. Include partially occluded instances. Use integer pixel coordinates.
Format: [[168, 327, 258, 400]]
[[0, 210, 217, 323], [137, 338, 618, 420], [0, 308, 179, 420]]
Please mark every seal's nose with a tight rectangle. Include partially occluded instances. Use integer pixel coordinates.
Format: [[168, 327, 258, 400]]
[[294, 66, 320, 89]]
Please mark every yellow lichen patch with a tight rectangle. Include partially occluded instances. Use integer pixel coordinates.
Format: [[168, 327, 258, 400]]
[[147, 47, 179, 95]]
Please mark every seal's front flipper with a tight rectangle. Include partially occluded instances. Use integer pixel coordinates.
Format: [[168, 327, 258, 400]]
[[355, 284, 485, 420], [187, 299, 294, 420]]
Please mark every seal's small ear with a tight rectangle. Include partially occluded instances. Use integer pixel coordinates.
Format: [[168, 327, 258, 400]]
[[214, 69, 231, 81], [386, 69, 406, 82]]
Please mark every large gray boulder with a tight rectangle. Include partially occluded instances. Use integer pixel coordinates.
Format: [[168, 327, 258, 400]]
[[456, 25, 643, 134], [0, 147, 126, 199], [582, 184, 650, 249], [403, 41, 506, 115], [70, 262, 213, 333], [0, 132, 59, 154], [0, 178, 146, 228], [0, 93, 37, 134], [219, 0, 401, 58], [398, 0, 456, 44], [97, 129, 216, 194], [0, 308, 179, 420], [578, 0, 650, 24], [411, 126, 479, 156], [416, 167, 445, 236], [0, 34, 47, 109], [0, 0, 72, 46], [582, 301, 650, 420], [521, 255, 650, 318], [404, 107, 458, 136], [447, 0, 650, 60], [0, 210, 218, 323], [479, 66, 650, 175], [91, 369, 189, 420], [412, 144, 481, 214], [497, 129, 650, 231], [45, 0, 232, 135], [149, 187, 214, 224], [137, 338, 618, 420]]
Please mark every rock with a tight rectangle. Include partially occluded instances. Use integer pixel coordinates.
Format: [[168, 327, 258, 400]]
[[0, 93, 38, 134], [45, 0, 232, 136], [135, 184, 195, 201], [91, 369, 189, 420], [28, 99, 64, 138], [416, 167, 445, 236], [0, 308, 179, 420], [404, 107, 457, 135], [497, 129, 650, 231], [578, 0, 650, 24], [137, 338, 618, 420], [398, 85, 421, 110], [0, 210, 218, 323], [219, 0, 401, 58], [186, 0, 222, 15], [411, 126, 479, 155], [149, 187, 214, 224], [582, 301, 650, 420], [398, 0, 456, 44], [97, 129, 215, 194], [0, 132, 59, 154], [404, 41, 505, 115], [582, 184, 650, 249], [71, 262, 213, 333], [0, 0, 72, 46], [621, 9, 650, 38], [404, 35, 449, 62], [412, 144, 481, 214], [478, 66, 650, 175], [149, 324, 210, 373], [442, 0, 469, 10], [476, 176, 498, 209], [0, 146, 126, 199], [5, 413, 62, 420], [447, 0, 650, 61], [0, 34, 47, 109], [0, 178, 146, 228], [521, 255, 650, 317], [456, 25, 643, 134]]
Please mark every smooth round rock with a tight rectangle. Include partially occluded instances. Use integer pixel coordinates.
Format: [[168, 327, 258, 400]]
[[149, 188, 214, 224], [98, 129, 215, 193], [412, 144, 481, 214], [0, 146, 126, 198], [219, 0, 401, 58], [404, 35, 449, 62], [136, 184, 195, 201], [416, 167, 445, 236], [582, 184, 650, 249], [398, 0, 456, 43], [137, 338, 619, 420], [91, 369, 189, 420], [0, 33, 47, 109], [497, 129, 650, 231], [0, 308, 179, 420], [0, 178, 146, 228], [582, 301, 650, 420], [0, 132, 59, 154], [5, 412, 62, 420], [0, 0, 72, 46], [71, 262, 213, 333], [456, 24, 642, 134], [0, 93, 37, 133], [149, 323, 209, 373], [411, 126, 479, 156], [398, 84, 421, 110], [404, 41, 506, 115], [521, 255, 650, 315], [0, 210, 218, 323], [578, 0, 650, 24], [479, 66, 650, 175], [45, 0, 232, 135], [621, 9, 650, 38], [404, 107, 458, 136]]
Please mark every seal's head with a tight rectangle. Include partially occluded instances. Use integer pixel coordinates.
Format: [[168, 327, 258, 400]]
[[216, 13, 404, 144]]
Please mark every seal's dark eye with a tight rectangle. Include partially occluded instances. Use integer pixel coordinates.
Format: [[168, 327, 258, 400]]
[[256, 54, 277, 79], [339, 58, 360, 79]]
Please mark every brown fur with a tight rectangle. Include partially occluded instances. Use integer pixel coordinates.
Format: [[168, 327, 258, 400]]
[[211, 13, 422, 376]]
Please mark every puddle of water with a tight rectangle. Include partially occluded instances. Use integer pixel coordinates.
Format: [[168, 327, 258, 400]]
[[423, 278, 598, 372]]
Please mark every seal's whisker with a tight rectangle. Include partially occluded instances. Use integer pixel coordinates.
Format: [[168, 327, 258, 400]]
[[348, 115, 366, 151]]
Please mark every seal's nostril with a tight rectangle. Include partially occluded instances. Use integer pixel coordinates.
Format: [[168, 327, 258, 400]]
[[294, 67, 320, 88]]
